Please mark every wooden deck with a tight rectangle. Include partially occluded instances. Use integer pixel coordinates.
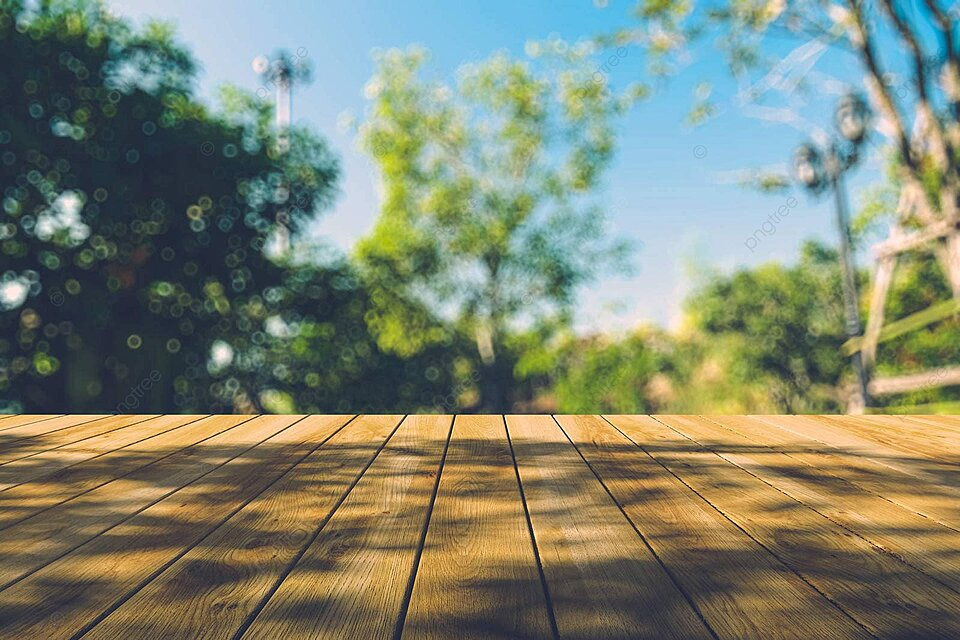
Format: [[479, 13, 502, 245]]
[[0, 414, 959, 639]]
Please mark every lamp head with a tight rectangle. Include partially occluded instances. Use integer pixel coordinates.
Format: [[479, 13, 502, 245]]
[[793, 143, 825, 192], [252, 55, 269, 75], [835, 93, 870, 144]]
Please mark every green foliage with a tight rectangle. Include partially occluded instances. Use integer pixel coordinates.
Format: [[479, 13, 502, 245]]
[[591, 0, 960, 410], [244, 251, 462, 413], [525, 238, 859, 414], [535, 239, 852, 414], [352, 42, 636, 409], [667, 241, 851, 413], [607, 0, 838, 97], [873, 252, 960, 409], [546, 236, 960, 413], [0, 0, 332, 410], [551, 328, 676, 413], [0, 0, 454, 413], [4, 0, 956, 416]]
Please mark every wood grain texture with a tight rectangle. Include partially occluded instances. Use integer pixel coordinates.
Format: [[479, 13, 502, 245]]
[[898, 413, 960, 433], [0, 414, 269, 590], [0, 415, 64, 432], [402, 415, 554, 640], [0, 414, 957, 639], [662, 415, 960, 594], [562, 414, 869, 640], [708, 415, 960, 534], [0, 414, 206, 491], [623, 415, 960, 638], [830, 414, 960, 458], [758, 415, 960, 490], [0, 414, 110, 449], [240, 415, 450, 640], [0, 414, 243, 531], [0, 414, 154, 463], [81, 414, 402, 640], [507, 415, 712, 640], [0, 414, 353, 639]]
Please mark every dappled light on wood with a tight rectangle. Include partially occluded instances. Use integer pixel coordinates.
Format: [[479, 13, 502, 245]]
[[0, 413, 958, 638]]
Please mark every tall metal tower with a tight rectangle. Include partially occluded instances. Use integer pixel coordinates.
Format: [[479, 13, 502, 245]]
[[253, 51, 308, 256]]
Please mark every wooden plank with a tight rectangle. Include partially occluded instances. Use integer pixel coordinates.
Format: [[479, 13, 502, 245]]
[[0, 415, 155, 463], [899, 413, 960, 432], [0, 414, 288, 590], [507, 415, 713, 640], [0, 414, 207, 491], [87, 414, 415, 640], [874, 217, 960, 258], [708, 415, 960, 534], [816, 415, 960, 467], [663, 415, 960, 594], [239, 415, 450, 640], [0, 414, 248, 531], [560, 415, 869, 640], [613, 415, 960, 638], [2, 412, 955, 639], [402, 415, 554, 640], [0, 414, 355, 639], [843, 298, 960, 356], [861, 253, 896, 368], [760, 415, 960, 490], [868, 366, 960, 395], [0, 414, 110, 446], [849, 415, 960, 450], [0, 415, 64, 432]]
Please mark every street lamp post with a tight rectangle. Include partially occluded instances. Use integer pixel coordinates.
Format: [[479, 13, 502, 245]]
[[792, 94, 872, 413], [253, 51, 310, 257]]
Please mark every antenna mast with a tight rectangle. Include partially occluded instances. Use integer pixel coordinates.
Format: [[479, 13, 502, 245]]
[[253, 52, 301, 256]]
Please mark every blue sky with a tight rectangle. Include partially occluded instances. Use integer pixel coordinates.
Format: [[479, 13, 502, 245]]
[[111, 0, 885, 331]]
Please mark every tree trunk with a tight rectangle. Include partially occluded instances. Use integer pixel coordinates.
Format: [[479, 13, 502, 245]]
[[478, 358, 510, 412], [474, 321, 511, 412]]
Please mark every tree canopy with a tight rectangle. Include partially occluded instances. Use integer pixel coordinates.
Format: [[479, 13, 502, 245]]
[[0, 0, 453, 412], [3, 0, 957, 416], [352, 42, 640, 409]]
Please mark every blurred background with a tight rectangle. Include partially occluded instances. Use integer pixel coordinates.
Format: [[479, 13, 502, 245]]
[[2, 0, 958, 414]]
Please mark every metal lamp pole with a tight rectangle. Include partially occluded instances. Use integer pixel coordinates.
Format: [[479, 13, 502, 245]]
[[271, 58, 292, 255], [793, 94, 872, 412], [830, 161, 870, 412], [253, 52, 305, 257]]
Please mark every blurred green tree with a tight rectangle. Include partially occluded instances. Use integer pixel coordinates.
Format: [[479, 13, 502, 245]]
[[675, 241, 852, 412], [0, 0, 335, 411], [0, 0, 450, 412], [595, 1, 960, 411], [352, 42, 641, 410], [549, 327, 677, 414], [251, 247, 463, 413], [539, 242, 855, 414]]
